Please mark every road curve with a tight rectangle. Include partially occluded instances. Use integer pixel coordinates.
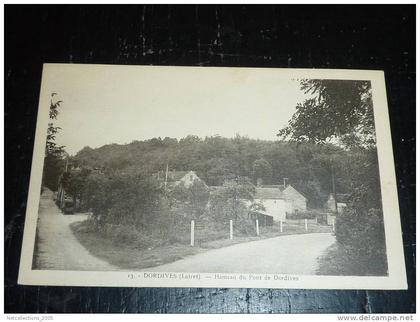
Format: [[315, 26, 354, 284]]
[[147, 233, 335, 275], [34, 189, 335, 274], [33, 189, 118, 271]]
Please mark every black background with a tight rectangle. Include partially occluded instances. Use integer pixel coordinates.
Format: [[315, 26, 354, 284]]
[[5, 5, 415, 313]]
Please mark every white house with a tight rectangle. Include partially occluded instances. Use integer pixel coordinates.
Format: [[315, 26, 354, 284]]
[[261, 185, 307, 211], [250, 184, 307, 222], [158, 169, 307, 223], [251, 187, 287, 222], [164, 170, 205, 188]]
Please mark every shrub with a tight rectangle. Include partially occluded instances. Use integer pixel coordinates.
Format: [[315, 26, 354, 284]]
[[335, 207, 387, 275], [286, 210, 317, 220], [81, 171, 167, 230]]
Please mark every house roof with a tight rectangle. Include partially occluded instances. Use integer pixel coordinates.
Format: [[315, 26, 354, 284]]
[[154, 170, 194, 181], [167, 171, 190, 181], [254, 187, 284, 199], [210, 184, 304, 200], [261, 184, 286, 192]]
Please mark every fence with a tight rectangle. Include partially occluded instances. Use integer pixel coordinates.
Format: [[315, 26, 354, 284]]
[[188, 217, 335, 247]]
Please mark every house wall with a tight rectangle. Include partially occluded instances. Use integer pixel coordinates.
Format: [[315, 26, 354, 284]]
[[284, 200, 293, 214], [252, 198, 286, 222], [283, 186, 307, 211]]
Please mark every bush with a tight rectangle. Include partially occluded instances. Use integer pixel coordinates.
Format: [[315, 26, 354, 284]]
[[81, 171, 168, 230], [234, 217, 257, 235], [286, 210, 317, 220], [335, 207, 387, 275]]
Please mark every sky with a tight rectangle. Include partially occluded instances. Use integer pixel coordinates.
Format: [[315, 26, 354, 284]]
[[44, 65, 309, 155]]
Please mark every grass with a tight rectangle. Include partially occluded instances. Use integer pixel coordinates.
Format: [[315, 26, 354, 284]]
[[71, 219, 334, 270], [71, 221, 203, 270], [316, 242, 388, 276]]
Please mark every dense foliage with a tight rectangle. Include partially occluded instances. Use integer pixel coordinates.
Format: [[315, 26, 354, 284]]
[[207, 177, 256, 234], [44, 79, 387, 274], [335, 208, 387, 275], [64, 167, 258, 244], [169, 179, 210, 224], [279, 79, 375, 149], [60, 134, 382, 248], [279, 79, 387, 275], [82, 172, 168, 229], [71, 136, 369, 209], [42, 94, 65, 190]]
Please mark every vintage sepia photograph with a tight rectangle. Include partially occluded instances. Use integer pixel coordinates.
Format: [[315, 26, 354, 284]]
[[18, 65, 406, 289]]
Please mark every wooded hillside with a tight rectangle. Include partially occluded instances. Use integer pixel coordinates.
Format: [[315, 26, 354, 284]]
[[72, 135, 381, 209]]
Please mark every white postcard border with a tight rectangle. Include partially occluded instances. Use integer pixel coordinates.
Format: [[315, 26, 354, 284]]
[[18, 65, 407, 289]]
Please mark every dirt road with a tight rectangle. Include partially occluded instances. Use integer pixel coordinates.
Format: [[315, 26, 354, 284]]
[[33, 189, 334, 274], [148, 233, 335, 275], [33, 189, 117, 271]]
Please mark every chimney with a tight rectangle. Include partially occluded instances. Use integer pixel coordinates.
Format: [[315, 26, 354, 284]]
[[283, 178, 289, 188], [256, 178, 263, 187]]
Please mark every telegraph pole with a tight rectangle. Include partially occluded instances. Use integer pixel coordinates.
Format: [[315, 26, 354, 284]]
[[331, 161, 338, 214], [164, 163, 169, 190]]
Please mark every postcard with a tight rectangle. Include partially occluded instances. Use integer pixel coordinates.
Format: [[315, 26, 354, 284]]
[[18, 64, 407, 289]]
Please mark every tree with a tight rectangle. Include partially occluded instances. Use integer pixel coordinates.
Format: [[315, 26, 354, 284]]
[[335, 208, 387, 275], [203, 157, 234, 186], [179, 135, 201, 144], [208, 177, 255, 221], [249, 201, 266, 212], [207, 177, 255, 234], [170, 179, 210, 221], [294, 179, 326, 209], [42, 93, 65, 191], [73, 133, 374, 207], [83, 172, 165, 230], [278, 79, 386, 274], [61, 167, 91, 208], [252, 158, 272, 184], [279, 79, 375, 149]]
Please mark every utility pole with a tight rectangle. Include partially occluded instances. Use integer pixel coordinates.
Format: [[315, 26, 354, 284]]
[[58, 153, 67, 209], [331, 161, 338, 214], [164, 163, 169, 190], [65, 157, 69, 171]]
